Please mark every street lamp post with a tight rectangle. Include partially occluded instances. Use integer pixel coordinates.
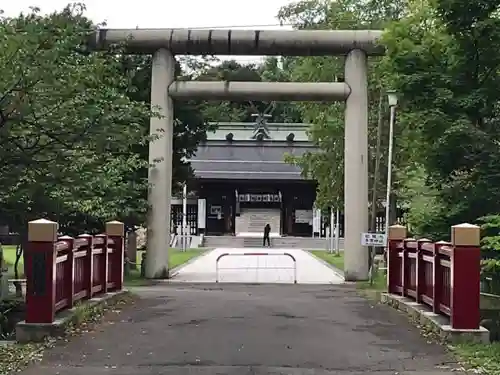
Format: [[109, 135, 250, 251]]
[[182, 182, 187, 252], [384, 90, 398, 242]]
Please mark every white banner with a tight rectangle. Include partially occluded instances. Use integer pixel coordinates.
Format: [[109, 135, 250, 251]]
[[295, 209, 313, 224], [312, 208, 321, 233], [197, 199, 206, 229]]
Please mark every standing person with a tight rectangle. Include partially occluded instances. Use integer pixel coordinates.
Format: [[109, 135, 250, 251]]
[[263, 223, 271, 247]]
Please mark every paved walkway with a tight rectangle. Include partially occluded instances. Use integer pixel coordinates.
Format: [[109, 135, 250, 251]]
[[171, 248, 344, 284], [22, 284, 466, 375]]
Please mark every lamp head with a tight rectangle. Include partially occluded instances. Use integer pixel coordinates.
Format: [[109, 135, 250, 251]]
[[387, 90, 398, 107]]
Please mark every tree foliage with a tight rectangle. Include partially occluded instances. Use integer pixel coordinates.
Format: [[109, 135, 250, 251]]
[[121, 54, 214, 190], [274, 0, 500, 241], [0, 4, 152, 234], [0, 4, 211, 237], [278, 0, 404, 211], [5, 0, 500, 253], [196, 59, 302, 123], [381, 0, 500, 237]]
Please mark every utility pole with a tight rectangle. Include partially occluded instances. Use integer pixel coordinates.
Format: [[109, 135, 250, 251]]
[[182, 182, 187, 252], [369, 91, 384, 283], [330, 208, 335, 253], [335, 208, 340, 256], [384, 91, 399, 246]]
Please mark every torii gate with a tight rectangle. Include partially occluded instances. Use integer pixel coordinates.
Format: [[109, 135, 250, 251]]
[[89, 28, 384, 281]]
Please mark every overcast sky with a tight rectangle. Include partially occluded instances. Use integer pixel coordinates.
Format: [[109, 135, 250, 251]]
[[2, 0, 296, 63]]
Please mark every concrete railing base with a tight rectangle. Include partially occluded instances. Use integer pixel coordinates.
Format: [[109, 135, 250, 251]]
[[16, 290, 128, 343], [381, 293, 490, 344]]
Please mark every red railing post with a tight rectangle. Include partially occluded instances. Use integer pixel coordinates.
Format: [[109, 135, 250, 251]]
[[416, 238, 432, 304], [433, 241, 448, 314], [58, 235, 75, 309], [450, 223, 481, 329], [25, 219, 59, 324], [387, 225, 407, 294], [95, 234, 108, 294], [106, 221, 125, 291], [78, 234, 94, 299], [402, 238, 414, 297]]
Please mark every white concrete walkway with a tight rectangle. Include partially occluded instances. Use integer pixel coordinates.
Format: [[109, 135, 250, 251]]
[[171, 248, 345, 284]]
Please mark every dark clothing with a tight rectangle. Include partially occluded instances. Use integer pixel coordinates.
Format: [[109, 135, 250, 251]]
[[263, 236, 271, 247], [263, 224, 271, 247]]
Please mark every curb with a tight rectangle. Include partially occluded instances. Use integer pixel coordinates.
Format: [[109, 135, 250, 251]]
[[305, 251, 345, 281], [16, 290, 129, 343], [381, 292, 490, 344], [169, 249, 215, 278]]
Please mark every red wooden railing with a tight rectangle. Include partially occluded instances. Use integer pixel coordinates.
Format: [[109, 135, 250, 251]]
[[24, 219, 125, 324], [387, 224, 481, 330]]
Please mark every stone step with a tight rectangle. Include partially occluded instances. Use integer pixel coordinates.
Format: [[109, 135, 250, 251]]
[[235, 208, 281, 234], [243, 237, 265, 247], [203, 236, 344, 250], [203, 236, 244, 248]]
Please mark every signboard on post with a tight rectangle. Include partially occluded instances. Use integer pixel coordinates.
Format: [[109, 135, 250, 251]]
[[361, 232, 386, 247], [197, 199, 206, 229]]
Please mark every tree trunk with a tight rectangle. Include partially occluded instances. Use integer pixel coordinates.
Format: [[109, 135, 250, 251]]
[[0, 244, 8, 300], [126, 231, 138, 270], [13, 243, 23, 298]]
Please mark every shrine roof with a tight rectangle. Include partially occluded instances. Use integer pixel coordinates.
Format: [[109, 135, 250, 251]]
[[190, 142, 314, 180]]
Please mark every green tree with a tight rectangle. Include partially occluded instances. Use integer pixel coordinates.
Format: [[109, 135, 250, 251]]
[[381, 0, 500, 237], [0, 4, 216, 288], [278, 0, 406, 214], [197, 60, 262, 122], [0, 4, 214, 237], [0, 4, 151, 236], [0, 4, 158, 292], [196, 58, 303, 123], [121, 54, 214, 192], [258, 57, 303, 123]]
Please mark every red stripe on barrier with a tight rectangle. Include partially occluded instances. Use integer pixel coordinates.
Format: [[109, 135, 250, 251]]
[[243, 252, 269, 256], [215, 252, 298, 283]]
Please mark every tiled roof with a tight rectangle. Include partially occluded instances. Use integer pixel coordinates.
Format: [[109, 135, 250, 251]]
[[190, 143, 314, 180]]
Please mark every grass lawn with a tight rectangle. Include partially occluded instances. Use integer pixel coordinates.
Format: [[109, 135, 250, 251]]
[[2, 245, 22, 277], [124, 248, 207, 286], [168, 249, 205, 269], [133, 248, 206, 270], [449, 342, 500, 375], [309, 250, 387, 291], [1, 245, 206, 285], [310, 250, 344, 270]]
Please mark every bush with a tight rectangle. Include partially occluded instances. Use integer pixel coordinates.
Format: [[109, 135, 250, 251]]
[[476, 215, 500, 294], [481, 259, 500, 295], [0, 299, 24, 339]]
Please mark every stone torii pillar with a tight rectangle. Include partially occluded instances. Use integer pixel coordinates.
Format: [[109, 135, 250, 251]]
[[145, 49, 175, 278], [344, 49, 369, 281]]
